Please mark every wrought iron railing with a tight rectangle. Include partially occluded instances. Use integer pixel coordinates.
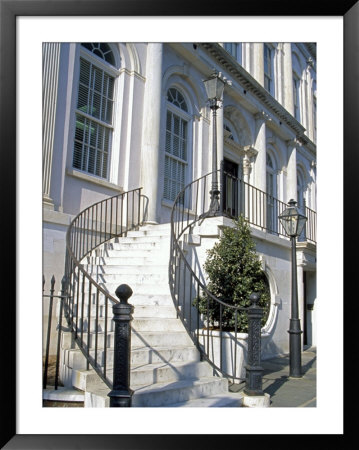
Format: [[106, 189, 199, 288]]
[[169, 169, 316, 380], [63, 188, 146, 388], [43, 275, 67, 390], [221, 169, 317, 243]]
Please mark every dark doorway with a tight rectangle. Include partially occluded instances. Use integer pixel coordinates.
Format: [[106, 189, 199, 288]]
[[222, 159, 239, 217]]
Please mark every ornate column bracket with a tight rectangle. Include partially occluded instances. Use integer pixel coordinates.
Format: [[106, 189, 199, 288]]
[[286, 138, 302, 150], [255, 110, 271, 123]]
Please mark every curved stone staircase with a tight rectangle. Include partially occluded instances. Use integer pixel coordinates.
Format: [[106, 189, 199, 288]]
[[60, 223, 242, 407]]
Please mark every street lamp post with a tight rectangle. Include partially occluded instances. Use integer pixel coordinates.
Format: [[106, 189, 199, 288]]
[[202, 70, 230, 217], [278, 199, 307, 378]]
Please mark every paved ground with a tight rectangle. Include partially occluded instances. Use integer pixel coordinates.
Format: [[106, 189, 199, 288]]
[[229, 348, 316, 407]]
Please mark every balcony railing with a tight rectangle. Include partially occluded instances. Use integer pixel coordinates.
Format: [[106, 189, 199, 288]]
[[221, 169, 316, 244]]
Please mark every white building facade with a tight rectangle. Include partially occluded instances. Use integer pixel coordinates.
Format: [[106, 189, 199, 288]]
[[43, 42, 317, 362]]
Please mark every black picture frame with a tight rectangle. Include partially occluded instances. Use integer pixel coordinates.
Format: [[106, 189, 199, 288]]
[[1, 0, 356, 448]]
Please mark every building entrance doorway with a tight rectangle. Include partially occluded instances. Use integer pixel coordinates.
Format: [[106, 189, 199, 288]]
[[222, 158, 239, 217]]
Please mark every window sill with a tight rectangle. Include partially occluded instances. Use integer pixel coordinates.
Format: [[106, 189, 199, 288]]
[[67, 169, 123, 192]]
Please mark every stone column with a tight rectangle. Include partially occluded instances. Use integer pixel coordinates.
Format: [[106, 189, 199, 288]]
[[217, 102, 224, 170], [306, 58, 315, 141], [286, 139, 298, 202], [43, 43, 61, 210], [254, 112, 268, 192], [276, 43, 284, 105], [243, 154, 251, 184], [252, 43, 264, 86], [140, 43, 163, 224], [282, 43, 294, 114], [296, 263, 305, 348]]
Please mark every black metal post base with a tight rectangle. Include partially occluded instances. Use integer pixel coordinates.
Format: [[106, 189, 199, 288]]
[[108, 389, 134, 407], [244, 293, 264, 396], [198, 189, 221, 224], [244, 365, 264, 396], [288, 318, 303, 378]]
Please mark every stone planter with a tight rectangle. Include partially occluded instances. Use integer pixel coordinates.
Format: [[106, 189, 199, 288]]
[[198, 329, 248, 381], [198, 329, 271, 382]]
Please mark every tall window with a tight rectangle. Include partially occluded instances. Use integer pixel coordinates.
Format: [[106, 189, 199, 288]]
[[264, 44, 274, 95], [224, 43, 242, 64], [297, 172, 306, 241], [292, 53, 302, 123], [164, 88, 189, 204], [293, 75, 301, 121], [72, 44, 116, 179], [312, 81, 317, 142]]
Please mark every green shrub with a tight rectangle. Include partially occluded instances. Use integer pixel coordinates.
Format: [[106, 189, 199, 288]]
[[195, 216, 270, 332]]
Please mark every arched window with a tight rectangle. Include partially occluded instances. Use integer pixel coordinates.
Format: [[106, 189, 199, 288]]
[[72, 43, 118, 179], [224, 124, 234, 140], [164, 87, 190, 204], [81, 43, 115, 66]]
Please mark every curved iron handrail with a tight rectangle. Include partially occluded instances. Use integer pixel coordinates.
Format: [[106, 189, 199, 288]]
[[170, 170, 247, 381], [63, 188, 146, 388], [170, 169, 316, 381]]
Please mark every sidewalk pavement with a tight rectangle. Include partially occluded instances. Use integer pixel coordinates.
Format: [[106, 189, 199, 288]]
[[229, 347, 316, 407]]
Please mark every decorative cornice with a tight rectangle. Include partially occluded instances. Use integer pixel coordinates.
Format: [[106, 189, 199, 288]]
[[200, 43, 307, 139]]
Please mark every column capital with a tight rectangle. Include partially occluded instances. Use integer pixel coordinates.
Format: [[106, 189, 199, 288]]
[[286, 138, 301, 149], [243, 145, 258, 158], [255, 110, 271, 123]]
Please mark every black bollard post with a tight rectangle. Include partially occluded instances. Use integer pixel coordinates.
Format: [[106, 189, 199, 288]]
[[108, 284, 134, 407], [244, 292, 264, 396]]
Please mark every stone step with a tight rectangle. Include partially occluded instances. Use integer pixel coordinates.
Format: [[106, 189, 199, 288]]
[[119, 235, 170, 244], [76, 360, 213, 390], [110, 241, 170, 251], [130, 293, 173, 306], [132, 330, 193, 348], [63, 328, 193, 355], [83, 264, 168, 276], [130, 360, 214, 387], [133, 304, 177, 318], [70, 304, 176, 321], [86, 256, 168, 266], [127, 229, 171, 238], [69, 345, 201, 389], [140, 223, 171, 232], [43, 387, 85, 403], [80, 282, 172, 296], [87, 248, 164, 259], [84, 377, 229, 408], [83, 272, 169, 285], [76, 293, 174, 308], [132, 376, 229, 407]]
